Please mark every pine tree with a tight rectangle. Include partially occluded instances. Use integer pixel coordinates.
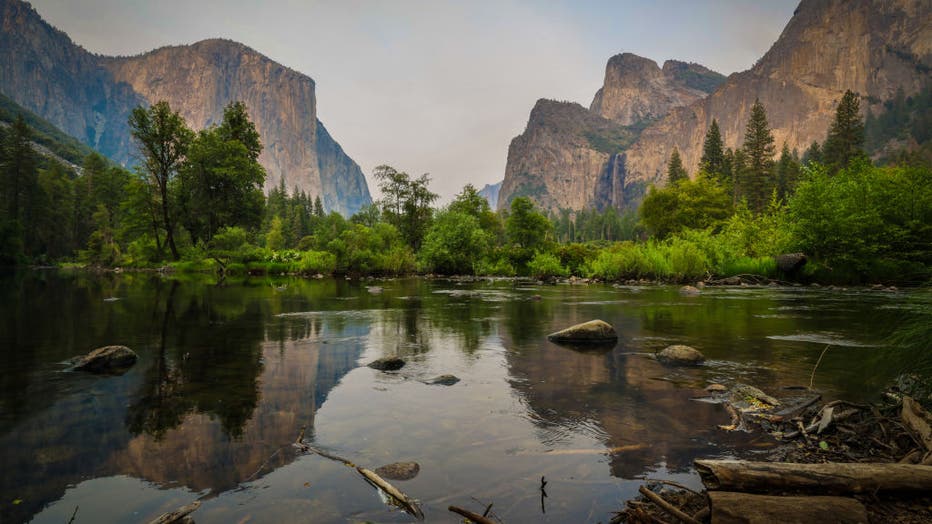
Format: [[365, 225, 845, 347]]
[[802, 141, 822, 165], [823, 90, 865, 172], [313, 195, 324, 217], [776, 143, 801, 201], [740, 99, 776, 213], [700, 119, 725, 178], [667, 148, 688, 184]]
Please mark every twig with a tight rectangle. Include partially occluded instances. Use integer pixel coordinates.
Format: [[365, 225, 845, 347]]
[[243, 448, 282, 482], [68, 506, 79, 524], [449, 505, 497, 524], [642, 479, 702, 496], [638, 486, 701, 524], [809, 345, 831, 389]]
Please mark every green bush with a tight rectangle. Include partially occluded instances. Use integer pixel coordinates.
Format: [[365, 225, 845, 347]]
[[293, 250, 336, 274], [527, 252, 568, 279]]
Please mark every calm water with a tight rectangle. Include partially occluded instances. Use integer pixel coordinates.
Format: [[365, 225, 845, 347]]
[[0, 271, 928, 523]]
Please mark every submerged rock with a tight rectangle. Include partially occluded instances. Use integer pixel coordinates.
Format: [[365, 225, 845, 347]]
[[656, 345, 705, 365], [375, 461, 420, 481], [367, 286, 383, 294], [706, 383, 727, 393], [426, 374, 460, 386], [679, 285, 701, 295], [367, 356, 406, 371], [728, 383, 781, 410], [547, 320, 618, 344], [74, 345, 137, 373]]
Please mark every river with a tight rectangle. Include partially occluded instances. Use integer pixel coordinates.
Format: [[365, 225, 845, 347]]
[[0, 271, 928, 523]]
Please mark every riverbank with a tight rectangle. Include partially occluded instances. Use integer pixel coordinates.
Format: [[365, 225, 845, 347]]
[[613, 382, 932, 524]]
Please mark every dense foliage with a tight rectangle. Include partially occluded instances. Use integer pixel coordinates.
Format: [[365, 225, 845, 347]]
[[0, 93, 929, 284]]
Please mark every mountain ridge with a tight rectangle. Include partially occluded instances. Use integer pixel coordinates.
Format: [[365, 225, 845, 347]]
[[0, 0, 371, 215]]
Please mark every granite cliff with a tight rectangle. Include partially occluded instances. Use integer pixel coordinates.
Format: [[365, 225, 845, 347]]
[[498, 54, 723, 211], [624, 0, 932, 188], [499, 0, 930, 212], [0, 0, 371, 214]]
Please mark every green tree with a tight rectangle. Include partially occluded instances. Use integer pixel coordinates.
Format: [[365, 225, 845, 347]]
[[505, 196, 551, 273], [700, 119, 725, 178], [419, 210, 491, 274], [775, 143, 801, 201], [373, 165, 438, 250], [448, 183, 502, 236], [176, 102, 265, 244], [0, 115, 40, 260], [639, 175, 733, 238], [667, 147, 688, 184], [802, 141, 823, 165], [129, 101, 194, 260], [740, 99, 776, 213], [823, 90, 866, 172]]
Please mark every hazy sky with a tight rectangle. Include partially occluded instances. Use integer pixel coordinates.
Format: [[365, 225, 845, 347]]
[[31, 0, 798, 202]]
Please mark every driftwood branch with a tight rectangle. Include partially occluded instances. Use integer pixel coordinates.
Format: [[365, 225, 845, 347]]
[[902, 396, 932, 451], [358, 467, 424, 520], [708, 492, 867, 524], [449, 505, 498, 524], [696, 459, 932, 494], [637, 486, 700, 524], [148, 501, 201, 524]]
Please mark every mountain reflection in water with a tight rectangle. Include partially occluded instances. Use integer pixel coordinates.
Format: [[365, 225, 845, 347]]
[[0, 272, 925, 523]]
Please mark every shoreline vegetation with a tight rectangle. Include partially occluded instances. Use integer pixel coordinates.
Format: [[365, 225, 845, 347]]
[[2, 93, 929, 287]]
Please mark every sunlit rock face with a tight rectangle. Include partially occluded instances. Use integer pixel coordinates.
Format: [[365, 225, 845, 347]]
[[498, 55, 722, 213], [500, 0, 929, 213], [0, 0, 371, 215], [623, 0, 932, 189]]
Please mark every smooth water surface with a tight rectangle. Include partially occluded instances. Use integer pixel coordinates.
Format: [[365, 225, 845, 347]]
[[0, 272, 928, 523]]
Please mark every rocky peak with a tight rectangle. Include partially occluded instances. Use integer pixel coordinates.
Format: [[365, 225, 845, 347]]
[[590, 53, 724, 126], [0, 0, 371, 215]]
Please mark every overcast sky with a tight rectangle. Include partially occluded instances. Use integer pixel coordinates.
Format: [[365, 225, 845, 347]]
[[31, 0, 798, 202]]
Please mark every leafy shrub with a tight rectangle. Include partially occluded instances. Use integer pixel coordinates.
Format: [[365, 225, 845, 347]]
[[527, 252, 568, 279]]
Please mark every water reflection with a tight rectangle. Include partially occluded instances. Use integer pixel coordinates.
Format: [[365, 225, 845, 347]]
[[0, 273, 927, 523]]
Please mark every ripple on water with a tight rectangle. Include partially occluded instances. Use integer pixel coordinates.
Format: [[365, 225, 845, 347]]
[[766, 332, 877, 347]]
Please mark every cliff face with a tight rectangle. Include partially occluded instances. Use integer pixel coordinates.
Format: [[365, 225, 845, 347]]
[[498, 55, 722, 211], [590, 53, 724, 126], [500, 0, 929, 212], [478, 181, 502, 209], [499, 99, 638, 211], [624, 0, 932, 187], [0, 0, 371, 215]]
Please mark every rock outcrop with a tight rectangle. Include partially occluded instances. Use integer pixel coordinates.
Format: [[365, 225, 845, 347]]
[[499, 0, 929, 212], [624, 0, 932, 189], [656, 345, 705, 366], [590, 53, 724, 126], [478, 181, 502, 209], [0, 0, 371, 215], [498, 55, 722, 212]]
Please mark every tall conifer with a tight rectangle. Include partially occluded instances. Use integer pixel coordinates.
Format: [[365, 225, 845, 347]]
[[740, 99, 776, 213]]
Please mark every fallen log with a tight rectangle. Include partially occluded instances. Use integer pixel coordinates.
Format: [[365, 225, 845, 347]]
[[695, 460, 932, 494], [148, 501, 201, 524], [358, 467, 424, 520], [637, 486, 700, 524], [448, 505, 497, 524], [902, 396, 932, 451], [708, 492, 868, 524]]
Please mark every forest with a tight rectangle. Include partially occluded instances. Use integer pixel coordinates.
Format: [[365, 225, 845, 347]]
[[0, 91, 929, 285]]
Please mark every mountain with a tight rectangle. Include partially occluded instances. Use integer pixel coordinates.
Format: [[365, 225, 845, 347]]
[[624, 0, 931, 188], [0, 0, 371, 215], [478, 181, 502, 209], [0, 91, 96, 170], [498, 55, 723, 211], [498, 0, 930, 212]]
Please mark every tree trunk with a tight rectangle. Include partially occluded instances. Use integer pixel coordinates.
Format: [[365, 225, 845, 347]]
[[160, 178, 179, 260], [708, 492, 867, 524], [695, 459, 932, 494]]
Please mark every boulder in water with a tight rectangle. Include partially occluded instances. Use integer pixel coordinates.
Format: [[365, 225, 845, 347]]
[[368, 356, 406, 371], [426, 374, 460, 386], [656, 345, 705, 365], [547, 320, 618, 344], [74, 345, 137, 373], [680, 285, 701, 295], [375, 461, 420, 481]]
